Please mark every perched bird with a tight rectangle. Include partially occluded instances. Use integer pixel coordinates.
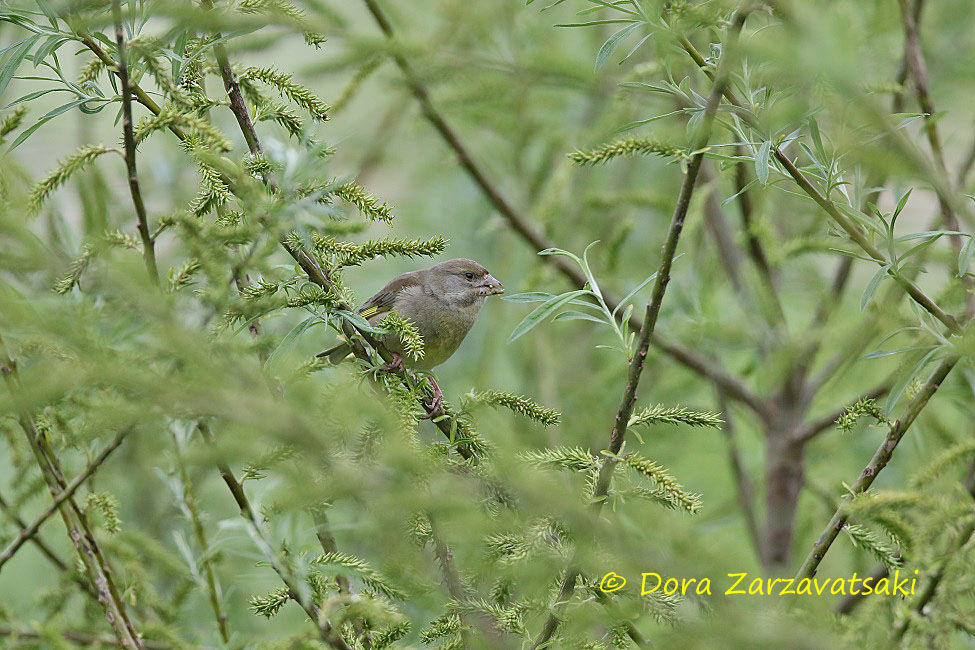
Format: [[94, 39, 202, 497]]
[[319, 258, 503, 413]]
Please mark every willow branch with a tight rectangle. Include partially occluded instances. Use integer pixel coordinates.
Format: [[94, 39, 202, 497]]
[[197, 423, 351, 650], [171, 432, 229, 644], [897, 0, 960, 239], [0, 429, 130, 573], [679, 38, 962, 335], [791, 382, 892, 445], [531, 29, 735, 645], [717, 392, 763, 562], [0, 627, 167, 649], [0, 490, 68, 572], [0, 334, 144, 649], [794, 356, 956, 581], [427, 515, 474, 649], [112, 0, 158, 283]]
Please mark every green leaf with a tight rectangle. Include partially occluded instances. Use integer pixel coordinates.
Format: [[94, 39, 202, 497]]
[[958, 235, 975, 277], [594, 22, 642, 71], [508, 290, 590, 343], [537, 247, 581, 265], [891, 188, 912, 228], [808, 117, 825, 159], [754, 139, 771, 185], [501, 291, 558, 303], [885, 347, 939, 416], [555, 19, 639, 27], [266, 316, 320, 372], [894, 230, 965, 242], [8, 97, 91, 150], [860, 264, 890, 312], [552, 310, 608, 324], [0, 35, 40, 98]]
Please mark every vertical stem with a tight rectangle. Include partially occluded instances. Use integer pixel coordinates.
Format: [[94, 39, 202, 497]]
[[112, 0, 158, 284], [196, 423, 351, 650], [0, 334, 144, 650], [794, 357, 956, 581], [531, 19, 740, 645], [171, 432, 230, 644]]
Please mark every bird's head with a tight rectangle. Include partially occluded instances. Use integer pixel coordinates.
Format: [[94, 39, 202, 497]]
[[429, 258, 504, 303]]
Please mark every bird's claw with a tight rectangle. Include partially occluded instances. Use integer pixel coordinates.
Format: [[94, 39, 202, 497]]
[[382, 353, 404, 373], [419, 377, 445, 419]]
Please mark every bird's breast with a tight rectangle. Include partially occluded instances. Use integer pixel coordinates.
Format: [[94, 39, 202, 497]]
[[392, 289, 483, 369]]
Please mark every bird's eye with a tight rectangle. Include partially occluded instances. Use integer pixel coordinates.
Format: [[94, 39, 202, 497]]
[[465, 272, 474, 280]]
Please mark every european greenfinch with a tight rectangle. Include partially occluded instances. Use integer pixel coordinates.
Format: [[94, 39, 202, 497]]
[[319, 258, 503, 412]]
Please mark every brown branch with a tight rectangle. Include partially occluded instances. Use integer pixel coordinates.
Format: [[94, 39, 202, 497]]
[[0, 490, 69, 572], [171, 431, 229, 644], [700, 164, 784, 339], [197, 423, 351, 650], [360, 0, 765, 419], [0, 429, 130, 573], [897, 0, 959, 238], [717, 392, 763, 563], [835, 564, 889, 615], [0, 334, 144, 649], [531, 25, 737, 644], [0, 626, 168, 649], [112, 0, 158, 284], [793, 356, 956, 581], [679, 38, 963, 336], [791, 382, 891, 445], [427, 515, 474, 649], [733, 146, 774, 281]]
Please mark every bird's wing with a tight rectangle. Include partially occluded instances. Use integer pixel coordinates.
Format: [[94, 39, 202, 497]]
[[357, 271, 423, 320]]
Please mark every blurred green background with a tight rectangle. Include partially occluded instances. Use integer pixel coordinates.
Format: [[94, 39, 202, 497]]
[[1, 0, 974, 647]]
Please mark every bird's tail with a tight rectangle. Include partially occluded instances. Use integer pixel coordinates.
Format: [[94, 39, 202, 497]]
[[316, 339, 352, 364]]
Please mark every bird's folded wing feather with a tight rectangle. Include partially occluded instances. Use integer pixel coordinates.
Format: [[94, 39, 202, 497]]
[[357, 271, 422, 320]]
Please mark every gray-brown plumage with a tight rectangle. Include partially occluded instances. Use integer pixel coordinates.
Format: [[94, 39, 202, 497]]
[[320, 258, 503, 372]]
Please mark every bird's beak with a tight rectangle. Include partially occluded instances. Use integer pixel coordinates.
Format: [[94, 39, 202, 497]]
[[476, 274, 504, 296]]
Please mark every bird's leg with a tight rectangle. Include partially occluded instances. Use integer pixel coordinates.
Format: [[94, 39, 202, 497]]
[[419, 375, 445, 419], [382, 353, 404, 373]]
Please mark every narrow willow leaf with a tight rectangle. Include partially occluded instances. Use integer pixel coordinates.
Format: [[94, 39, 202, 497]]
[[508, 290, 590, 343], [959, 235, 975, 276], [860, 264, 890, 311], [500, 292, 557, 303], [266, 316, 320, 372], [594, 21, 642, 70], [552, 310, 607, 324], [0, 36, 39, 98], [885, 347, 938, 416], [754, 139, 771, 184]]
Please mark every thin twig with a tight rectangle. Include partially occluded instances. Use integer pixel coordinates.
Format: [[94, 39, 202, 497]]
[[531, 23, 737, 645], [427, 515, 474, 649], [0, 334, 144, 649], [197, 423, 351, 650], [793, 357, 956, 581], [0, 626, 168, 649], [680, 38, 962, 335], [791, 382, 891, 445], [0, 429, 130, 572], [717, 392, 763, 563], [171, 431, 230, 644], [897, 0, 958, 238], [112, 0, 158, 284], [0, 490, 68, 572]]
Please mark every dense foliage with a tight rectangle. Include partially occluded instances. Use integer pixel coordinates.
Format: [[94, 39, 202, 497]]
[[1, 0, 974, 648]]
